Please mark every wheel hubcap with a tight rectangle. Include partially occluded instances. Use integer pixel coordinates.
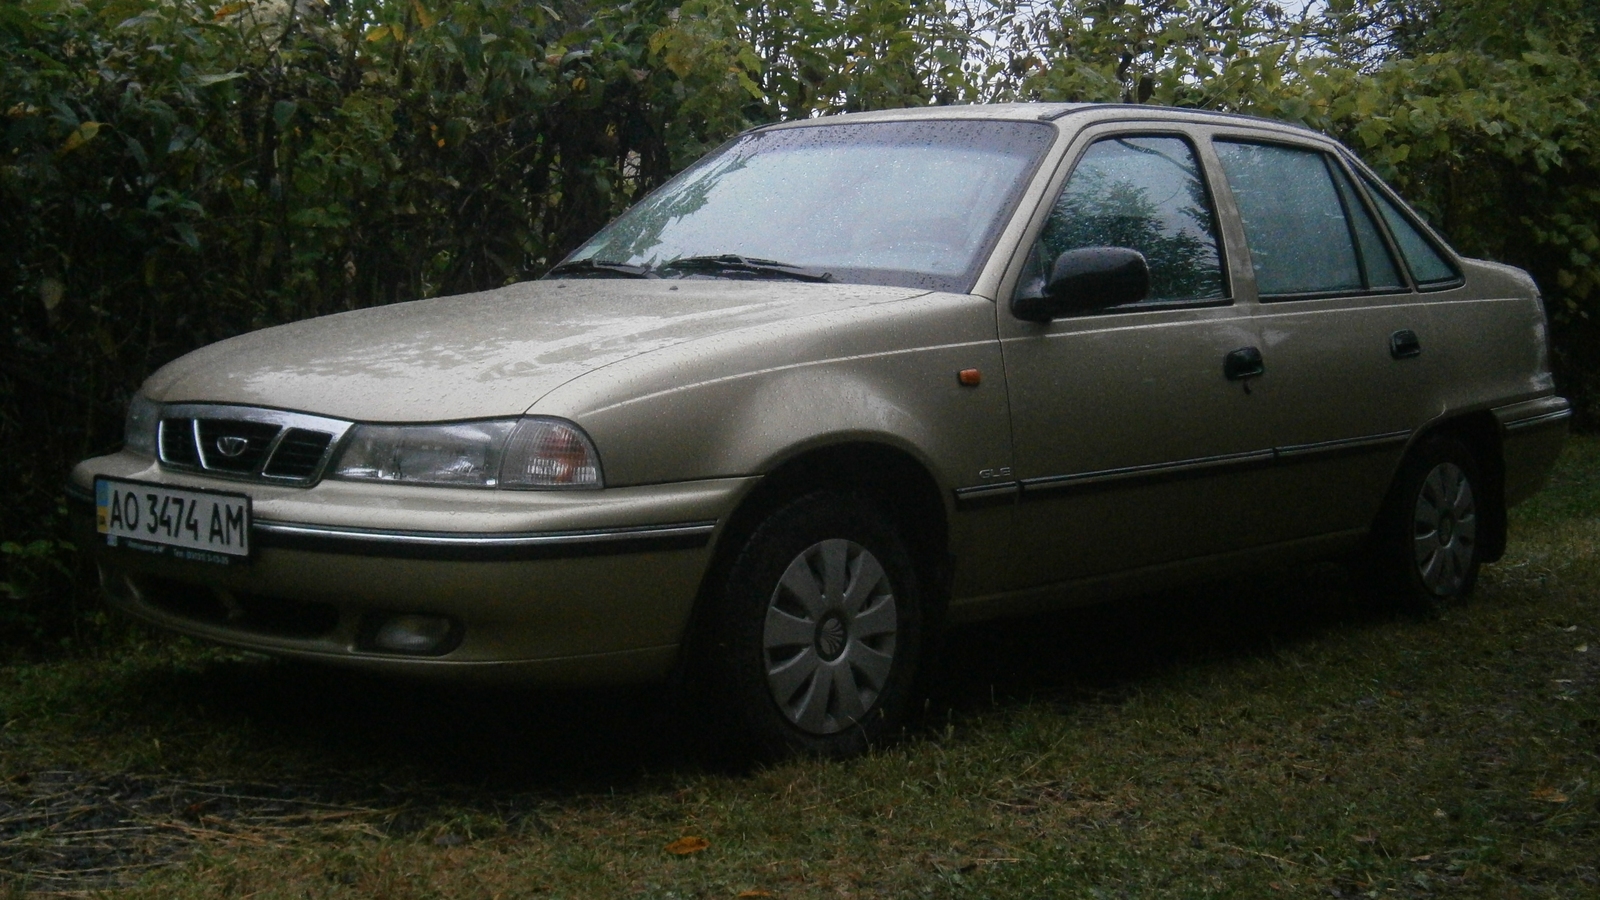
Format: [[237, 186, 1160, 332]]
[[815, 614, 847, 661], [762, 539, 898, 735], [1412, 461, 1476, 596]]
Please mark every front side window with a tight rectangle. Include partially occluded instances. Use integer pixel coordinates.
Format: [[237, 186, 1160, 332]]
[[558, 120, 1056, 293], [1019, 135, 1227, 306]]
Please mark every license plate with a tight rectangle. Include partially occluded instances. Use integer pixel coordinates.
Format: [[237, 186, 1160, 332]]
[[96, 477, 251, 564]]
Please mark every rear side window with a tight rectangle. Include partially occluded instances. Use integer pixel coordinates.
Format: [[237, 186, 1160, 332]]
[[1025, 135, 1226, 304], [1215, 141, 1366, 297], [1358, 172, 1460, 286]]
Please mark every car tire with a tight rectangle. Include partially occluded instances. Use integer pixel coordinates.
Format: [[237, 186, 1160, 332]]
[[702, 491, 925, 759], [1373, 435, 1485, 614]]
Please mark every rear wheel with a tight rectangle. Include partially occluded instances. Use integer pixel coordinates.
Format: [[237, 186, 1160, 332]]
[[705, 491, 924, 759], [1376, 435, 1485, 613]]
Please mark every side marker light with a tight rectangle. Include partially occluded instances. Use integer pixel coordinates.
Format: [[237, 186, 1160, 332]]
[[958, 368, 982, 387]]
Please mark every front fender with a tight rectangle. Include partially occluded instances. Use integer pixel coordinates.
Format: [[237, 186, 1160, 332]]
[[538, 292, 1013, 494]]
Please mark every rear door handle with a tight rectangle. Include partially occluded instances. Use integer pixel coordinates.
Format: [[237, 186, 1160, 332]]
[[1390, 329, 1422, 359], [1224, 346, 1265, 381]]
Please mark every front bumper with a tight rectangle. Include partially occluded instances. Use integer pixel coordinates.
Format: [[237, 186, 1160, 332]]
[[71, 451, 752, 684]]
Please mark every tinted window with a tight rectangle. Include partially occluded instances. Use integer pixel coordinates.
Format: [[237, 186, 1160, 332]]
[[1215, 141, 1363, 296], [1021, 136, 1226, 305], [562, 120, 1056, 293], [1331, 163, 1405, 290], [1358, 172, 1460, 286]]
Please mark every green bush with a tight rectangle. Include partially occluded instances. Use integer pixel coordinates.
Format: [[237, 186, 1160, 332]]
[[0, 0, 757, 649]]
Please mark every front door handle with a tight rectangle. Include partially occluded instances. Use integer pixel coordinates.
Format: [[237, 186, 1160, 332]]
[[1224, 346, 1265, 381], [1390, 329, 1422, 359]]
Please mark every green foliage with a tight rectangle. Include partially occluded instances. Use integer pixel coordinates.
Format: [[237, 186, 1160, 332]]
[[738, 0, 995, 116], [0, 0, 760, 647]]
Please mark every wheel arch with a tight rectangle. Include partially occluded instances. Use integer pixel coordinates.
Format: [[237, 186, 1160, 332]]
[[716, 440, 951, 591], [685, 440, 954, 651], [1405, 411, 1507, 563]]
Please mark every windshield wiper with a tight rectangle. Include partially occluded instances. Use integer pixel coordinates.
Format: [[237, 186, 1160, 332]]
[[657, 254, 833, 283], [546, 258, 655, 279]]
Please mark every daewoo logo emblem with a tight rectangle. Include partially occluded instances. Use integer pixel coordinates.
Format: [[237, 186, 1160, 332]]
[[215, 435, 250, 458]]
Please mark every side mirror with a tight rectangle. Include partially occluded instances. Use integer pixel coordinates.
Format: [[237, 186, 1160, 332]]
[[1011, 247, 1151, 322]]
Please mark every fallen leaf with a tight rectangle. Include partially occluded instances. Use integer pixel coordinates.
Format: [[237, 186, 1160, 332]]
[[1577, 644, 1589, 653], [1564, 625, 1579, 632], [1352, 832, 1378, 844], [1432, 809, 1448, 819], [737, 892, 772, 898], [1411, 854, 1433, 862], [665, 836, 709, 855], [1531, 787, 1568, 804]]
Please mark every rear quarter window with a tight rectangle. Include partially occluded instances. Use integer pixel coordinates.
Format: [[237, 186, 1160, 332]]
[[1357, 171, 1461, 286]]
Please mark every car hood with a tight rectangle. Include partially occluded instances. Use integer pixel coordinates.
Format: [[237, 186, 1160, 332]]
[[142, 279, 930, 422]]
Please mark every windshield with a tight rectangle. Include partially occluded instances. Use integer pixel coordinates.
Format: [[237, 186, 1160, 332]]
[[556, 119, 1057, 293]]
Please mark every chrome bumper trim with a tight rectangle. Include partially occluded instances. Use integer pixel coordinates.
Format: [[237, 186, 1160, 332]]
[[251, 519, 718, 560], [1502, 409, 1573, 433], [1494, 396, 1572, 433]]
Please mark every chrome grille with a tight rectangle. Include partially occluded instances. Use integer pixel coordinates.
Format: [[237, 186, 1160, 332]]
[[157, 405, 353, 486], [159, 422, 201, 467], [195, 419, 279, 472], [263, 429, 335, 479]]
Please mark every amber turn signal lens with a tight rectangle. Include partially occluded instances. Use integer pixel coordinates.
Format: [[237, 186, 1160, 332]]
[[958, 368, 982, 386]]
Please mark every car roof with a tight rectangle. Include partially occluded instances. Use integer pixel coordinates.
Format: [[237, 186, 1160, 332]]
[[757, 102, 1328, 142]]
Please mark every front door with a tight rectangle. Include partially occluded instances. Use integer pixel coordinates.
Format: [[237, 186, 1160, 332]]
[[999, 130, 1274, 590]]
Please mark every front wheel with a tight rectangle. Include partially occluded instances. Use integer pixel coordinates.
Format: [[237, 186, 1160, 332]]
[[705, 492, 924, 759], [1376, 435, 1485, 613]]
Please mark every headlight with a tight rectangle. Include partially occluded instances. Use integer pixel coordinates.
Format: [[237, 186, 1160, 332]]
[[124, 393, 159, 457], [331, 417, 603, 489]]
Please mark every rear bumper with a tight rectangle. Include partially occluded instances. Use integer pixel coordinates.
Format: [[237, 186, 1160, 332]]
[[1493, 395, 1571, 507], [70, 451, 751, 684]]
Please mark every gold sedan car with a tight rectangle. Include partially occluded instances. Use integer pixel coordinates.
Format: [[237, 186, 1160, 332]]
[[71, 104, 1569, 757]]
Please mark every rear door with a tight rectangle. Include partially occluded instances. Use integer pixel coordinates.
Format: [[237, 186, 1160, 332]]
[[1208, 137, 1450, 541]]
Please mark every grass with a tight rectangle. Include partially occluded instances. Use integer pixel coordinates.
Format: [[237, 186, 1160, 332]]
[[3, 439, 1598, 898]]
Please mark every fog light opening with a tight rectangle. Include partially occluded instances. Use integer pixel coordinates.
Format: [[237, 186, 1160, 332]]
[[368, 614, 459, 656]]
